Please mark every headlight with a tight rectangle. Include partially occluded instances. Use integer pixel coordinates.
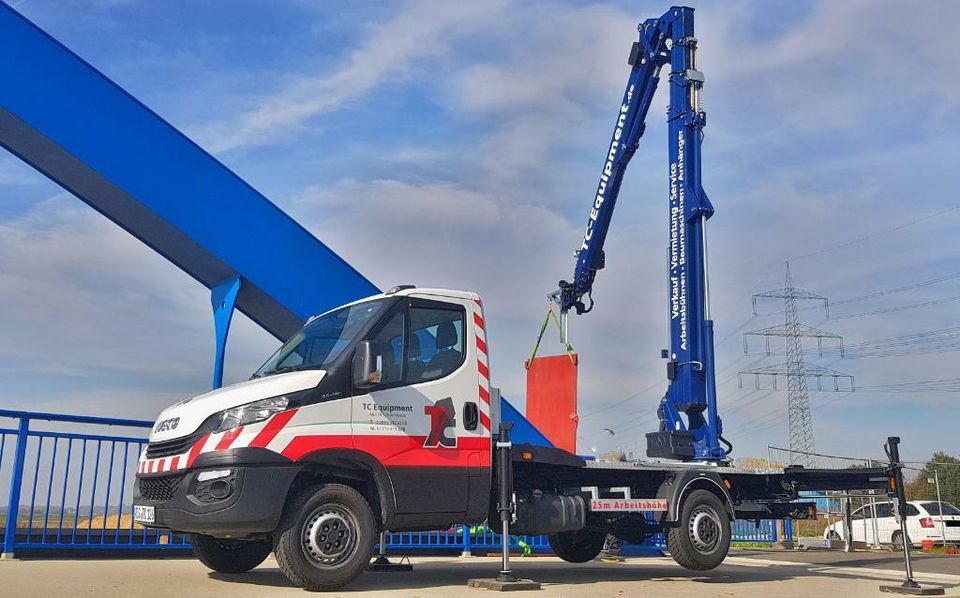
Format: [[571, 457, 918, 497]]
[[213, 396, 290, 433]]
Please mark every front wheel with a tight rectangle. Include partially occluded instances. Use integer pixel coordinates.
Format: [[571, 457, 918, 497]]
[[667, 489, 731, 571], [190, 534, 272, 573], [273, 483, 377, 591], [548, 530, 607, 563]]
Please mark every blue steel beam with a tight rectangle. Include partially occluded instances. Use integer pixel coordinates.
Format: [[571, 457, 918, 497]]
[[0, 3, 377, 341], [0, 4, 547, 442]]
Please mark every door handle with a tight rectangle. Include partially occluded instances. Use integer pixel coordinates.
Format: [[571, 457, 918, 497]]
[[463, 402, 479, 431]]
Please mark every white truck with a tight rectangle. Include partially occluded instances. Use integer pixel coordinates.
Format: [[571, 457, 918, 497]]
[[134, 286, 891, 590]]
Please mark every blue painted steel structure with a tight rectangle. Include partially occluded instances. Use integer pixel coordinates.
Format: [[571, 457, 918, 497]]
[[0, 409, 780, 558], [556, 6, 723, 461], [0, 1, 377, 347]]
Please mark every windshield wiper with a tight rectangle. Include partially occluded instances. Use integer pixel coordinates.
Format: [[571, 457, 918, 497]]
[[258, 364, 304, 377]]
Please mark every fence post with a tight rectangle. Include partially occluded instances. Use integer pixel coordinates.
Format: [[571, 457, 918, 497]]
[[461, 524, 472, 557], [2, 416, 30, 559]]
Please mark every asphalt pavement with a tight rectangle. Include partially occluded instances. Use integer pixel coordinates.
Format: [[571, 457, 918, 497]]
[[1, 549, 958, 597]]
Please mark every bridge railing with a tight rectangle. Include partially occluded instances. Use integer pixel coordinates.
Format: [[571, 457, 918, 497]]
[[0, 409, 189, 556], [0, 409, 781, 558]]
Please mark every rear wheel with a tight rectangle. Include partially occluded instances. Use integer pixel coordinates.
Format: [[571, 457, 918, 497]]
[[548, 530, 607, 563], [273, 483, 377, 591], [190, 534, 272, 573], [891, 530, 911, 550], [667, 489, 731, 571]]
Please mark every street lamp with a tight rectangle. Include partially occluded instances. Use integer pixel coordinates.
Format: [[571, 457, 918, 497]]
[[927, 470, 946, 545]]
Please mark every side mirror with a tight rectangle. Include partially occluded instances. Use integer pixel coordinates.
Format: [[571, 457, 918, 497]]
[[352, 341, 382, 388]]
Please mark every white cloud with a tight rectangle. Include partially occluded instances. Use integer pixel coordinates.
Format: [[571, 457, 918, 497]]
[[198, 0, 511, 153]]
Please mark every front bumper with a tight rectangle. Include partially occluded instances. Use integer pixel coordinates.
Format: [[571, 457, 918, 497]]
[[134, 463, 300, 537]]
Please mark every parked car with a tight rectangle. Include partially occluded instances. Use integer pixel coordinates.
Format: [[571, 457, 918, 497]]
[[824, 501, 960, 548]]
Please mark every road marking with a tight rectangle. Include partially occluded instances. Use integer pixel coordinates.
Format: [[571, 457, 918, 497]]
[[723, 555, 960, 584]]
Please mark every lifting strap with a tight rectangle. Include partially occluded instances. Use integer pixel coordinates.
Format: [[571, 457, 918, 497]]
[[526, 304, 576, 369]]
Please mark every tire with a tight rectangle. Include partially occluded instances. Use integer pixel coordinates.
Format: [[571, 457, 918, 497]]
[[190, 534, 272, 574], [891, 530, 910, 550], [667, 489, 731, 571], [273, 483, 377, 591], [548, 530, 607, 563]]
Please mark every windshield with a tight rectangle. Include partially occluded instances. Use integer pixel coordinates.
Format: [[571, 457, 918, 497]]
[[922, 502, 960, 516], [253, 299, 386, 378]]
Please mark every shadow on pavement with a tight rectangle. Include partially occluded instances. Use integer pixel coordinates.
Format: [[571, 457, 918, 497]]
[[207, 556, 959, 594]]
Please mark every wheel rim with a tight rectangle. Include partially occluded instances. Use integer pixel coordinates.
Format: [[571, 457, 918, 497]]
[[688, 505, 722, 554], [301, 505, 358, 568]]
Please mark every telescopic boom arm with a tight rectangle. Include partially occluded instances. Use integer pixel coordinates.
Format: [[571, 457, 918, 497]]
[[555, 6, 726, 461]]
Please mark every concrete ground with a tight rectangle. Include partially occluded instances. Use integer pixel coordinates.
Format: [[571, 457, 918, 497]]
[[2, 550, 959, 597]]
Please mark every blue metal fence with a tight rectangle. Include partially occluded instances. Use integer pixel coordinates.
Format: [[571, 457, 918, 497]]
[[0, 409, 782, 558]]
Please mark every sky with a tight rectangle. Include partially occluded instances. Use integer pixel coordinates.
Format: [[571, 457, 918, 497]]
[[1, 0, 958, 466]]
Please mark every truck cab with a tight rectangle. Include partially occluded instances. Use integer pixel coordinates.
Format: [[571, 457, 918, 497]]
[[134, 287, 493, 589]]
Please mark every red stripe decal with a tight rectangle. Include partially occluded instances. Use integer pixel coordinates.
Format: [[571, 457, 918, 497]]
[[473, 298, 483, 307], [249, 408, 299, 449], [477, 361, 489, 379], [473, 312, 485, 330], [283, 434, 491, 467], [148, 459, 156, 474], [170, 455, 180, 470], [186, 433, 210, 468], [215, 426, 244, 451], [479, 411, 491, 431], [478, 384, 490, 405], [476, 337, 487, 355]]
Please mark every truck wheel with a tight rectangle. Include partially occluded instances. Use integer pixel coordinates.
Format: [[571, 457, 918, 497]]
[[274, 483, 377, 591], [548, 530, 607, 563], [667, 489, 731, 571], [190, 534, 272, 573]]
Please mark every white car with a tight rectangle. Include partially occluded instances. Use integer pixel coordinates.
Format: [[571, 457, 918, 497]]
[[824, 501, 960, 548]]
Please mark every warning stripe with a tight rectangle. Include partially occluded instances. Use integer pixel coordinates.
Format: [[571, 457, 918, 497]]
[[478, 384, 490, 405], [215, 426, 245, 451], [249, 408, 299, 449], [473, 301, 491, 432], [186, 433, 210, 468]]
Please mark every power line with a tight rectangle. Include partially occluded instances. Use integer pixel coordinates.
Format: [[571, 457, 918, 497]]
[[830, 295, 960, 320], [788, 205, 960, 262]]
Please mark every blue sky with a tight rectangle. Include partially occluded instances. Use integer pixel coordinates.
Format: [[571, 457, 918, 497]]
[[1, 0, 958, 465]]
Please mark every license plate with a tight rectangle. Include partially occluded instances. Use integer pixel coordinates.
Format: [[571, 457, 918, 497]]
[[134, 505, 155, 524]]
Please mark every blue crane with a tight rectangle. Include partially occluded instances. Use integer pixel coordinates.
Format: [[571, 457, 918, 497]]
[[555, 6, 727, 461]]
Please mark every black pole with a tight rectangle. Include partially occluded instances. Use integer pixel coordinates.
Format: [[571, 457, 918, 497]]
[[496, 423, 517, 583], [888, 437, 920, 588]]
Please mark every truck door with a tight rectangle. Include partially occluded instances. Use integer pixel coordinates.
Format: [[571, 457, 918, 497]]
[[352, 296, 490, 519]]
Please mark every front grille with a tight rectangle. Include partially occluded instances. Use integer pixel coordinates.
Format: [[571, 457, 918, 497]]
[[138, 473, 184, 502], [146, 430, 204, 459]]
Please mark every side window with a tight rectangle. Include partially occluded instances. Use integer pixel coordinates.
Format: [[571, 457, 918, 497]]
[[903, 504, 920, 517], [408, 306, 465, 382], [851, 507, 865, 520], [875, 503, 892, 518], [369, 311, 405, 385]]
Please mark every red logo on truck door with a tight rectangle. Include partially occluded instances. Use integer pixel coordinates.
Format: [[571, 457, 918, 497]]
[[424, 398, 457, 448]]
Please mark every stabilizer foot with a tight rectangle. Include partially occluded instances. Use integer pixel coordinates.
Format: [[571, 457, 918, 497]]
[[468, 578, 542, 591], [879, 583, 945, 596], [367, 555, 413, 572]]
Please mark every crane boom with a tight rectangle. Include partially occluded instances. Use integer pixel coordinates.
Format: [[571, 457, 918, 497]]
[[556, 6, 726, 461]]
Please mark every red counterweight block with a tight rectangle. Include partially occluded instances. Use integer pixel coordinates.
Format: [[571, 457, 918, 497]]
[[525, 354, 579, 454]]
